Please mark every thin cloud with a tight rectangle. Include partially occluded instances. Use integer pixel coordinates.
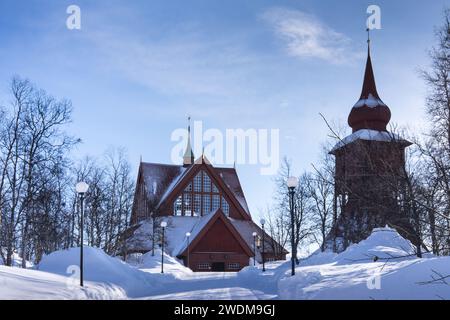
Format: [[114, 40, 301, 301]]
[[262, 7, 361, 64]]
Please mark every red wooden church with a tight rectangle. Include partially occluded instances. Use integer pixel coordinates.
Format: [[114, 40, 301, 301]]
[[124, 126, 287, 271]]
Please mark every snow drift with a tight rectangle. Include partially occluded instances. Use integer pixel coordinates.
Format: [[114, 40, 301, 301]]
[[38, 246, 165, 297], [279, 227, 450, 299]]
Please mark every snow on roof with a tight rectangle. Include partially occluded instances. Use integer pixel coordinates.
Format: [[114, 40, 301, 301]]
[[173, 211, 219, 256], [331, 129, 410, 152], [127, 213, 282, 258], [155, 167, 189, 208], [353, 93, 387, 108], [229, 219, 261, 261], [215, 167, 250, 214], [141, 163, 186, 204]]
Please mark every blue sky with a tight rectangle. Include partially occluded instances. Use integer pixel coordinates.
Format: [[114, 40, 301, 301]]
[[0, 0, 447, 219]]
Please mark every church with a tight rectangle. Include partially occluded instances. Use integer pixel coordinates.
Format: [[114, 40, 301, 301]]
[[123, 125, 287, 272], [328, 37, 417, 251]]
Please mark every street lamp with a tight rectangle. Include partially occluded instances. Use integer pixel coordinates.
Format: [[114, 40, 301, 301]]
[[260, 218, 266, 272], [151, 212, 155, 256], [252, 232, 257, 266], [160, 221, 167, 273], [76, 181, 89, 287], [186, 232, 191, 269], [287, 176, 298, 276]]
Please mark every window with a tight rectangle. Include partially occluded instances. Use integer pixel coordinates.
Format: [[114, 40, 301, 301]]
[[203, 173, 211, 192], [197, 263, 211, 270], [173, 195, 182, 216], [222, 196, 230, 216], [228, 263, 240, 270], [203, 194, 211, 214], [194, 173, 202, 192], [173, 170, 232, 217], [183, 193, 192, 216], [212, 195, 220, 211], [193, 194, 201, 216]]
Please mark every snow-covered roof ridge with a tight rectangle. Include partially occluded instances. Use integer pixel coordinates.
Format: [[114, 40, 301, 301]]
[[331, 129, 411, 152], [155, 166, 189, 208], [353, 93, 387, 109]]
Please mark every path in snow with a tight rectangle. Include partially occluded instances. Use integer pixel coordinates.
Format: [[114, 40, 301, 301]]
[[137, 270, 278, 300]]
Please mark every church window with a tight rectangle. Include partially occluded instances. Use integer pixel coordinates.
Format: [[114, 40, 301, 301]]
[[183, 193, 192, 216], [193, 194, 201, 216], [212, 195, 220, 211], [194, 173, 202, 192], [173, 195, 182, 216], [203, 173, 211, 192], [197, 263, 211, 270], [227, 263, 240, 270], [173, 170, 232, 217], [203, 194, 211, 214], [222, 196, 230, 216]]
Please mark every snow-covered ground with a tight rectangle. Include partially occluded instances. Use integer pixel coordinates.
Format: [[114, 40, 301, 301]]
[[1, 227, 449, 300]]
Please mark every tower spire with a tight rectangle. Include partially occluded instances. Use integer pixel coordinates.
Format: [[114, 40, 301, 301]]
[[347, 30, 391, 133], [183, 116, 195, 166], [360, 28, 380, 100]]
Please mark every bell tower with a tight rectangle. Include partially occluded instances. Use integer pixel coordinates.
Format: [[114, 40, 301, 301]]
[[329, 36, 414, 251]]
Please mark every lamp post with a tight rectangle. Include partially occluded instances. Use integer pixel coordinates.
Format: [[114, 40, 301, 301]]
[[160, 221, 167, 273], [287, 176, 298, 276], [151, 212, 155, 256], [260, 218, 266, 272], [76, 181, 89, 287], [186, 232, 191, 269], [252, 232, 257, 266]]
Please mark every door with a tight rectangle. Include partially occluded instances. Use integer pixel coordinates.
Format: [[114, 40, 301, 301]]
[[211, 262, 225, 271]]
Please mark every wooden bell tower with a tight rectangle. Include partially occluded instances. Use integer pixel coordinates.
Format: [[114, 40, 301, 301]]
[[329, 39, 414, 251]]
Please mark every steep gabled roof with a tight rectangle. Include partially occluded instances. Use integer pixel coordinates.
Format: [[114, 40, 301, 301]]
[[176, 209, 254, 257], [229, 219, 289, 260], [139, 162, 187, 204], [215, 167, 250, 214]]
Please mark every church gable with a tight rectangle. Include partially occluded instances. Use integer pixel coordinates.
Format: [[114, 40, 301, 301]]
[[159, 161, 251, 220], [193, 219, 247, 253], [178, 209, 253, 258]]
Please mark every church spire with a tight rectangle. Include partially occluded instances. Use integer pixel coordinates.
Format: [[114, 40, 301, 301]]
[[360, 28, 380, 100], [347, 31, 391, 133], [183, 116, 195, 166]]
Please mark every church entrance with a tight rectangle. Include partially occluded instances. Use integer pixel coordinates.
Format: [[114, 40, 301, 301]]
[[211, 262, 225, 271]]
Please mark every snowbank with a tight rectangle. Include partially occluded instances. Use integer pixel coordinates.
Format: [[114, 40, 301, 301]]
[[334, 227, 418, 264], [0, 265, 129, 300], [279, 227, 450, 300], [38, 246, 164, 297], [128, 249, 193, 279]]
